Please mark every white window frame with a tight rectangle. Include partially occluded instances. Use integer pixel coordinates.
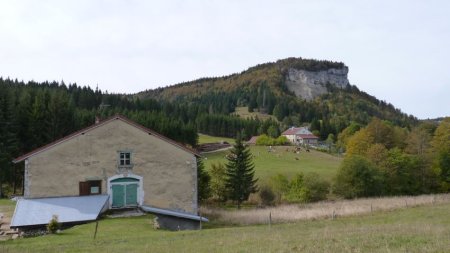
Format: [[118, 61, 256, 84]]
[[117, 150, 134, 169]]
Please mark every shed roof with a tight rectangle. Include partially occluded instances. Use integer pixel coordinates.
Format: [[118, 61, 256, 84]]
[[13, 114, 200, 163], [141, 205, 209, 222], [11, 195, 109, 228]]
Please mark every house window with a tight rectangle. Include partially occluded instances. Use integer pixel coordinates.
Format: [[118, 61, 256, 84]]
[[79, 180, 102, 196], [118, 151, 133, 168]]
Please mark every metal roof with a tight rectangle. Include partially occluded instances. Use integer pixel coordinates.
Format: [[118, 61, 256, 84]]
[[141, 205, 209, 222], [11, 195, 109, 227]]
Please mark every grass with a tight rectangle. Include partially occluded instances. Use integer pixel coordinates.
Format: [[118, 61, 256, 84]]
[[202, 194, 450, 225], [198, 133, 235, 144], [233, 106, 278, 121], [204, 145, 342, 183], [0, 199, 16, 219], [2, 201, 450, 252]]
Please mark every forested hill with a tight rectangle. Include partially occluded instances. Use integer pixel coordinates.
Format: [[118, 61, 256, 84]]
[[0, 57, 419, 196], [138, 57, 417, 132]]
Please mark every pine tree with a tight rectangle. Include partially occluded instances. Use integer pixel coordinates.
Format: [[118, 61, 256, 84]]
[[225, 135, 258, 208], [197, 158, 211, 203]]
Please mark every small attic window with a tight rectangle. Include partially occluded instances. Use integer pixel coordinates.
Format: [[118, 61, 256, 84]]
[[118, 151, 133, 168]]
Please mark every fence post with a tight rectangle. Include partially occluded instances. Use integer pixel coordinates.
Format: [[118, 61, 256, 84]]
[[93, 221, 99, 239], [199, 211, 202, 230], [269, 212, 272, 229]]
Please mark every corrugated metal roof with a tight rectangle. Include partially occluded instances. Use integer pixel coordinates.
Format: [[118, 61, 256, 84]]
[[141, 205, 209, 222], [11, 195, 109, 227]]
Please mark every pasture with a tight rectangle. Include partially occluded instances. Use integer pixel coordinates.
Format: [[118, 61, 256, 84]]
[[203, 145, 342, 183], [1, 199, 450, 252]]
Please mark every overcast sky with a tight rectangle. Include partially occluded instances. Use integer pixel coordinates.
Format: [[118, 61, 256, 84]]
[[0, 0, 449, 119]]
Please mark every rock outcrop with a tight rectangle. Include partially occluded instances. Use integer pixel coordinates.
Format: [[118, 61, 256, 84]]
[[285, 67, 349, 100]]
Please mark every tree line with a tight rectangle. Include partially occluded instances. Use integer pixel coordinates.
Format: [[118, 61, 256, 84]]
[[0, 78, 278, 197]]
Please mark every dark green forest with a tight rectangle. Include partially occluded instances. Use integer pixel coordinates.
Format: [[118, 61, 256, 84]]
[[0, 78, 278, 196]]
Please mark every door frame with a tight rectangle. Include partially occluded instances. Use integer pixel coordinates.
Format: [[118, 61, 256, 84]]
[[107, 173, 144, 209]]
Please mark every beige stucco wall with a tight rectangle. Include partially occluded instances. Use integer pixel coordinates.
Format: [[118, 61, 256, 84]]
[[25, 119, 198, 214]]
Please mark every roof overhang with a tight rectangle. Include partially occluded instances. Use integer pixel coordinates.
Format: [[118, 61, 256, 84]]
[[141, 205, 208, 222], [11, 195, 109, 228]]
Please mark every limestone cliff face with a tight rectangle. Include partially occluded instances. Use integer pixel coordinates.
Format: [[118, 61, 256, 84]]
[[285, 67, 349, 100]]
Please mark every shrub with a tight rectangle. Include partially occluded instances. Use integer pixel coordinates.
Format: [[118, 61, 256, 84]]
[[269, 174, 289, 203], [47, 215, 60, 234], [258, 185, 276, 206], [333, 155, 383, 198], [285, 173, 310, 203], [209, 163, 227, 202], [256, 134, 289, 146], [303, 173, 330, 202]]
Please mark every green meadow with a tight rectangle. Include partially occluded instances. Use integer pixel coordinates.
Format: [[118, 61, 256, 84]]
[[1, 201, 450, 253], [203, 145, 342, 184]]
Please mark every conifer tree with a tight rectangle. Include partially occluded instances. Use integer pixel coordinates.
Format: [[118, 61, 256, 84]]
[[197, 158, 211, 203], [225, 135, 258, 208]]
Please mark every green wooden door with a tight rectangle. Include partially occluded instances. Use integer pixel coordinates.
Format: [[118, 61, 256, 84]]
[[112, 184, 125, 208], [111, 177, 140, 208], [125, 184, 138, 206]]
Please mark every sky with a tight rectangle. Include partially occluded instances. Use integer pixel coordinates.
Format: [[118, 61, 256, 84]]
[[0, 0, 449, 119]]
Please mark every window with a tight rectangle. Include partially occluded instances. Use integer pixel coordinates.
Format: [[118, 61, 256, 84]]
[[119, 152, 131, 166], [79, 180, 102, 196]]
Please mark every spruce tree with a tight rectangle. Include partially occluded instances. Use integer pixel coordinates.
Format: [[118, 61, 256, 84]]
[[197, 158, 211, 203], [225, 135, 258, 208]]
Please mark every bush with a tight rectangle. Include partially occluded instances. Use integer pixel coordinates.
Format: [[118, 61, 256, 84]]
[[256, 134, 289, 146], [333, 155, 383, 198], [285, 174, 310, 203], [258, 185, 276, 206], [47, 215, 60, 234], [269, 174, 289, 203], [303, 173, 330, 202]]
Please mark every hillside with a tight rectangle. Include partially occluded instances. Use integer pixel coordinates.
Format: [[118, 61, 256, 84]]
[[137, 57, 417, 134], [203, 146, 341, 184]]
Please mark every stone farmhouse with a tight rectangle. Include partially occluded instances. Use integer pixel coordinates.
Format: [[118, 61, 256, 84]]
[[10, 115, 207, 230], [281, 127, 319, 145]]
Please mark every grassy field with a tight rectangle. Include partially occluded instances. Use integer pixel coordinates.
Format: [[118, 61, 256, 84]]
[[198, 134, 235, 144], [204, 145, 342, 183], [233, 106, 278, 121], [1, 202, 450, 252], [0, 199, 16, 219]]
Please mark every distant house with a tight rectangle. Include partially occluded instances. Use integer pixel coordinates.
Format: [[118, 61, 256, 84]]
[[11, 115, 207, 230], [281, 127, 319, 145]]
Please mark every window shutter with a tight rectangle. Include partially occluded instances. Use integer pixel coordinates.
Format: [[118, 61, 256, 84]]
[[79, 181, 90, 196]]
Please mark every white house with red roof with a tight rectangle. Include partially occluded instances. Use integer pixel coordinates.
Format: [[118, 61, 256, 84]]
[[281, 127, 319, 145]]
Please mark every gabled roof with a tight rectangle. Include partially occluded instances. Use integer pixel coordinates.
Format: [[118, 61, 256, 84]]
[[281, 127, 314, 136], [13, 114, 200, 163]]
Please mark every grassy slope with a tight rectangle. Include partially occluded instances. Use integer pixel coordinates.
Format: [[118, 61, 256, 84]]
[[233, 106, 278, 121], [204, 146, 342, 183], [2, 203, 450, 252], [198, 134, 235, 144]]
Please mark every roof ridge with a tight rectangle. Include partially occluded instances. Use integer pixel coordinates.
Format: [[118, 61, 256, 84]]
[[13, 114, 200, 163]]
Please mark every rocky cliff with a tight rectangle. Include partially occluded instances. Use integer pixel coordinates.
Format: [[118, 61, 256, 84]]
[[285, 66, 349, 100]]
